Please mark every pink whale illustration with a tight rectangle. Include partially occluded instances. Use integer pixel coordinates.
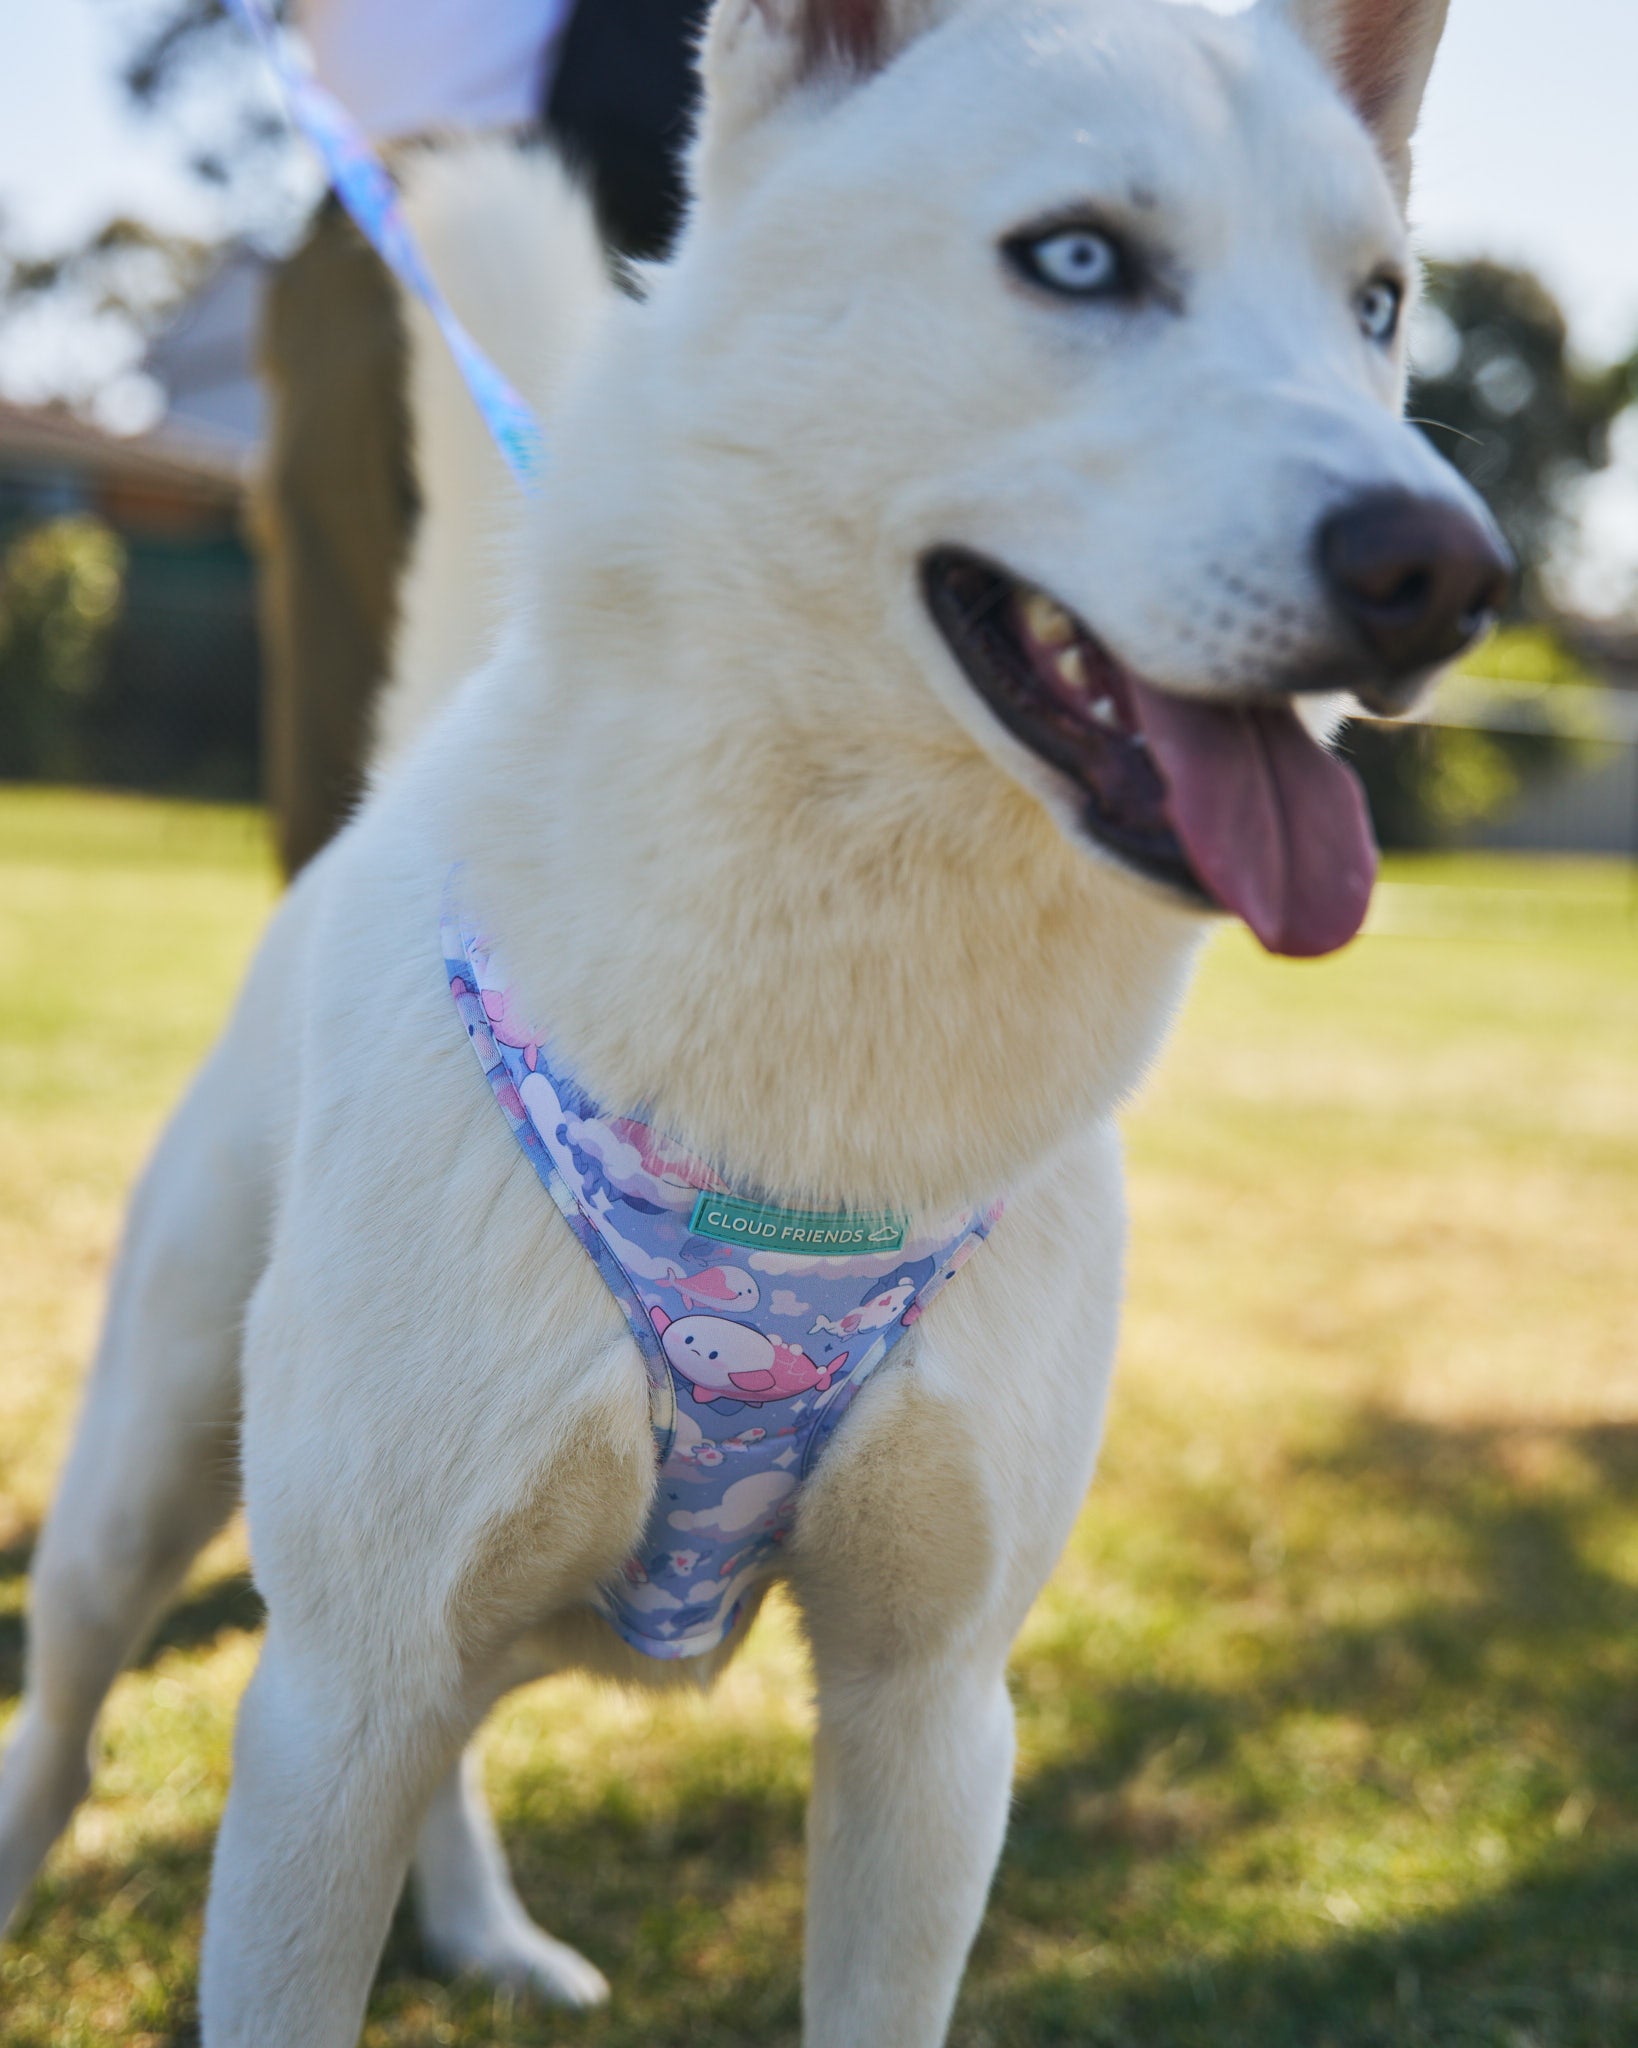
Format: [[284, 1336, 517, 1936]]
[[672, 1266, 760, 1314], [900, 1234, 985, 1325], [810, 1277, 915, 1339], [650, 1309, 845, 1408], [604, 1114, 720, 1206], [480, 984, 545, 1070]]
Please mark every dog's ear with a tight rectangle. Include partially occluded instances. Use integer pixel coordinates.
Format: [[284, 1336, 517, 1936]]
[[1280, 0, 1451, 200], [698, 0, 943, 150]]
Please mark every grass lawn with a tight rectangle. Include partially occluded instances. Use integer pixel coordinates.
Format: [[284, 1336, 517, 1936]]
[[1, 786, 1635, 2048]]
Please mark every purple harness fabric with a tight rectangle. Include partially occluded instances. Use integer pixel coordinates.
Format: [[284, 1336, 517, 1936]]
[[443, 895, 1001, 1659]]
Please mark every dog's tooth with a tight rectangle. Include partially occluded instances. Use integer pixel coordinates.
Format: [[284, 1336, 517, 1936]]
[[1022, 590, 1075, 649], [1091, 694, 1119, 728], [1056, 645, 1089, 693]]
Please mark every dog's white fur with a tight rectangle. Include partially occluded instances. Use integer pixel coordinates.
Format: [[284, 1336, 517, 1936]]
[[1, 1, 1489, 2040], [378, 142, 610, 767]]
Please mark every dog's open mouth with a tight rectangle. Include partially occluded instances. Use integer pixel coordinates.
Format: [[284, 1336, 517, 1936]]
[[921, 548, 1378, 958]]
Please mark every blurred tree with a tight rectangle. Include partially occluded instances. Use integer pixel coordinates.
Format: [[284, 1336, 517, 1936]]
[[120, 0, 298, 218], [0, 517, 128, 779], [124, 0, 247, 107], [1411, 260, 1637, 615], [1355, 265, 1638, 844], [3, 215, 210, 312], [0, 2, 304, 419], [0, 214, 216, 417]]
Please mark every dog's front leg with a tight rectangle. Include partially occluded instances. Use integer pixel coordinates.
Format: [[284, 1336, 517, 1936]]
[[792, 1130, 1126, 2043], [802, 1653, 1015, 2048]]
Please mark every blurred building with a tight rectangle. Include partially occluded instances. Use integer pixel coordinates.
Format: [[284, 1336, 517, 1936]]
[[1466, 624, 1638, 858], [0, 250, 265, 796], [143, 244, 269, 467]]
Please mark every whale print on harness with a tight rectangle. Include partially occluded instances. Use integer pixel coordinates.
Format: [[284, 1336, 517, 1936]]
[[810, 1275, 916, 1338], [673, 1266, 761, 1314], [901, 1233, 987, 1325], [475, 977, 546, 1072], [561, 1108, 710, 1212], [651, 1308, 846, 1408]]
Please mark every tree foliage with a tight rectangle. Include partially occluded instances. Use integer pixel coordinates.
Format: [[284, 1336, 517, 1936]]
[[1412, 261, 1637, 614], [121, 0, 295, 202], [1, 213, 214, 331], [0, 3, 303, 415], [0, 517, 128, 779]]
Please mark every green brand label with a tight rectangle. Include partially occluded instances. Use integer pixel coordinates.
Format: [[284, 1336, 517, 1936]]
[[689, 1193, 906, 1257]]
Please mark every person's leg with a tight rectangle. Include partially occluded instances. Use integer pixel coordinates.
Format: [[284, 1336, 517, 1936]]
[[253, 199, 418, 880]]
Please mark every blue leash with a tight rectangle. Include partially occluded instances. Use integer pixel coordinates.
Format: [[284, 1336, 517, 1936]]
[[223, 0, 549, 491]]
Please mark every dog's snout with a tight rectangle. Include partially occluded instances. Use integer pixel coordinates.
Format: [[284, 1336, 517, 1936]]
[[1318, 491, 1513, 703]]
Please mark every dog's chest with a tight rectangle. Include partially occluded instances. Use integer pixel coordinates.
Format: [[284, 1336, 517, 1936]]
[[443, 892, 1005, 1661]]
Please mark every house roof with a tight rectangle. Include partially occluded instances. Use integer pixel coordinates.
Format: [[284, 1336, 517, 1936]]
[[144, 245, 269, 457], [0, 396, 244, 508]]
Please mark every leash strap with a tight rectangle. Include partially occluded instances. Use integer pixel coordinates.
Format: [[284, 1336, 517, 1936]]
[[222, 0, 550, 491]]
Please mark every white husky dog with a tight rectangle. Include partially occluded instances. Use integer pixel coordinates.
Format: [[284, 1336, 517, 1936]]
[[1, 0, 1508, 2040]]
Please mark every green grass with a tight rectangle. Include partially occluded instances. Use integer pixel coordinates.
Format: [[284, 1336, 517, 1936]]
[[2, 786, 1636, 2048]]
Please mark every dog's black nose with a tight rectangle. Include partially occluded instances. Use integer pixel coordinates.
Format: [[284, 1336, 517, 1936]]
[[1318, 491, 1513, 690]]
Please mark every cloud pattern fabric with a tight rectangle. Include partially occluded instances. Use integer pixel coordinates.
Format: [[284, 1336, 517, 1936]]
[[444, 894, 1001, 1658]]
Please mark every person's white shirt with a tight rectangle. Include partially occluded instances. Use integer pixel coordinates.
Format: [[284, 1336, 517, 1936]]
[[297, 0, 573, 144]]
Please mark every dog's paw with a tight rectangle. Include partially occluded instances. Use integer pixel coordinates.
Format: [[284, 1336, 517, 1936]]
[[426, 1915, 610, 2008]]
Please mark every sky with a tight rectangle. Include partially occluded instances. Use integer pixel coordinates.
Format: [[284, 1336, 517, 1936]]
[[0, 1, 230, 253], [0, 0, 1633, 351], [1413, 0, 1638, 364], [0, 0, 1633, 594]]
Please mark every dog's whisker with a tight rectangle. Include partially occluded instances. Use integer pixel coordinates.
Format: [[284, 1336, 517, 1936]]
[[1407, 416, 1484, 449]]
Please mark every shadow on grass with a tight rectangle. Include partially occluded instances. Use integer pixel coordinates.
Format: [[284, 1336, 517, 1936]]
[[981, 1409, 1638, 2046], [964, 1846, 1638, 2048], [12, 1828, 1631, 2048], [4, 1830, 212, 2047], [1024, 1407, 1638, 1767], [3, 1404, 1634, 2044], [7, 1776, 810, 2048], [18, 1830, 1630, 2048], [0, 1536, 265, 1703]]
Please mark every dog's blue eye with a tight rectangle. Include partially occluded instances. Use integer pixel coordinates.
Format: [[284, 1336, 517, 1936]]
[[1010, 226, 1129, 300], [1357, 276, 1403, 345]]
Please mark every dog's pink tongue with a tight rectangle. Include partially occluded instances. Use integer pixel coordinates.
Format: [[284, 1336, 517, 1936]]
[[1126, 680, 1377, 957]]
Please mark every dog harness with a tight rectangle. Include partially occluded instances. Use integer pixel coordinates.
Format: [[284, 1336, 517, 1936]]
[[444, 897, 1001, 1660]]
